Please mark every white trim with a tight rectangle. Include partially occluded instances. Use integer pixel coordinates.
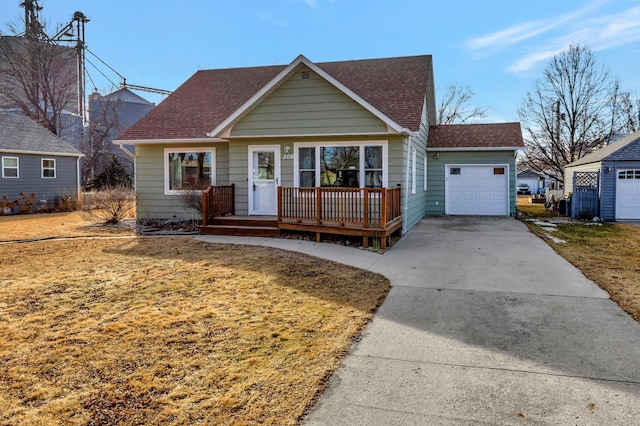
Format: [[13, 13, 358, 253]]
[[2, 156, 19, 178], [0, 149, 82, 158], [292, 140, 388, 188], [163, 147, 216, 195], [207, 55, 405, 138], [444, 163, 510, 216], [411, 148, 417, 194], [115, 138, 228, 146], [423, 154, 428, 191], [226, 131, 401, 139], [426, 146, 521, 152], [41, 158, 56, 179], [248, 145, 281, 215]]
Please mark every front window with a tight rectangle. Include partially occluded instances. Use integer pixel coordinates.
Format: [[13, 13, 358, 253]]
[[296, 143, 386, 188], [321, 146, 360, 187], [299, 147, 316, 187], [42, 158, 56, 178], [165, 149, 214, 194]]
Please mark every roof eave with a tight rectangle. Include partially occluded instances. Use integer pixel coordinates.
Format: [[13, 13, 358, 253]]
[[114, 137, 228, 146], [0, 148, 83, 157], [426, 146, 523, 151]]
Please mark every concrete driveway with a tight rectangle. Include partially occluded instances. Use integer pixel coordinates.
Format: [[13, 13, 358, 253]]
[[303, 216, 640, 425]]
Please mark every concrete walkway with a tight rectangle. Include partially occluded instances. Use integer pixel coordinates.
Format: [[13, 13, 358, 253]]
[[196, 216, 640, 425]]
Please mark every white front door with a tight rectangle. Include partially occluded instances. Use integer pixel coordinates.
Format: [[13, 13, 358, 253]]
[[249, 146, 280, 215]]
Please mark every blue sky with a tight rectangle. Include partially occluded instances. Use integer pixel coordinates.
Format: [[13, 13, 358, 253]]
[[2, 0, 639, 123]]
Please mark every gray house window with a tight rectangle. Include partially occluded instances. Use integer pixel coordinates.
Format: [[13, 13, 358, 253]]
[[2, 156, 18, 178], [42, 158, 56, 178]]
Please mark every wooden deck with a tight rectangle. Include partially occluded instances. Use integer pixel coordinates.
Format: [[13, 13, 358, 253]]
[[201, 185, 403, 248]]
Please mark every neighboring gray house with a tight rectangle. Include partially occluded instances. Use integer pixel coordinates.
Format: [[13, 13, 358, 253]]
[[565, 130, 640, 220], [0, 113, 82, 212], [116, 54, 523, 242]]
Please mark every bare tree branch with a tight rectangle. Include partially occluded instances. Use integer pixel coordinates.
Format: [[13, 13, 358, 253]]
[[0, 34, 77, 135], [437, 84, 489, 125]]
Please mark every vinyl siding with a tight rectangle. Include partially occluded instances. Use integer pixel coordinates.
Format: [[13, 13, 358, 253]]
[[231, 69, 388, 137], [0, 152, 79, 210], [425, 151, 518, 215], [135, 143, 229, 220], [403, 124, 428, 231]]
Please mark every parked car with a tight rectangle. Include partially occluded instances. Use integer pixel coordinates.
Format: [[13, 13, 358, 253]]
[[517, 183, 531, 195]]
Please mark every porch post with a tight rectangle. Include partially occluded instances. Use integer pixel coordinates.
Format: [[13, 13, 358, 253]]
[[363, 188, 369, 228], [202, 189, 209, 226], [381, 188, 387, 227], [316, 187, 322, 224]]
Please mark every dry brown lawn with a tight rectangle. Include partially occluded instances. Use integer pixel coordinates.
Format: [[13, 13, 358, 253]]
[[0, 214, 389, 424], [0, 211, 135, 242], [517, 204, 640, 322]]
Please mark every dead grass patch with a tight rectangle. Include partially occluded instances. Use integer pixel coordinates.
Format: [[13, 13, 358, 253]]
[[0, 230, 389, 424], [0, 212, 134, 242], [518, 209, 640, 322]]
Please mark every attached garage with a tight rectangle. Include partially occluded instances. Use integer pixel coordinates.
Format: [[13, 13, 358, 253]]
[[445, 165, 509, 215], [425, 123, 524, 216], [565, 130, 640, 221], [615, 169, 640, 219]]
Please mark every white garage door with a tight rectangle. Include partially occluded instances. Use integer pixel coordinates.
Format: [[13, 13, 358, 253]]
[[616, 169, 640, 219], [446, 165, 509, 215]]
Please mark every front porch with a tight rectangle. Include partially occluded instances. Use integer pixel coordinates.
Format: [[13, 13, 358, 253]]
[[201, 185, 403, 249]]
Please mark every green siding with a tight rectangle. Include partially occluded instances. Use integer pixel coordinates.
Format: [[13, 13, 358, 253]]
[[403, 126, 429, 231], [135, 143, 229, 220], [425, 151, 518, 215], [231, 69, 388, 136]]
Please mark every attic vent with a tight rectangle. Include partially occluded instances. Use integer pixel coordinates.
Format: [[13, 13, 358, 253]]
[[301, 71, 310, 80]]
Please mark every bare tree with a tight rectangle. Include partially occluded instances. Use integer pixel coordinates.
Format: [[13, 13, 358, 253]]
[[437, 84, 489, 125], [0, 34, 77, 135], [519, 45, 631, 184], [82, 97, 125, 183], [618, 91, 640, 133]]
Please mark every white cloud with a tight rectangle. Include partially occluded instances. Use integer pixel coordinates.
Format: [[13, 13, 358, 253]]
[[462, 0, 640, 73]]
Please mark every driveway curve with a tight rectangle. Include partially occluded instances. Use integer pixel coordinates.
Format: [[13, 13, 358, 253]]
[[198, 216, 640, 425]]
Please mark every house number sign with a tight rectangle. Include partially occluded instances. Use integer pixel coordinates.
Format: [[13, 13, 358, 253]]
[[282, 145, 294, 160]]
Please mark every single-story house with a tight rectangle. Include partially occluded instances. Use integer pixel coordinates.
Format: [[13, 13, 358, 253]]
[[116, 54, 524, 245], [565, 130, 640, 220], [517, 168, 545, 195], [0, 113, 83, 213]]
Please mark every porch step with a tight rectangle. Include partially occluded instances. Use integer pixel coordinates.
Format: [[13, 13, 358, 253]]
[[200, 215, 280, 237]]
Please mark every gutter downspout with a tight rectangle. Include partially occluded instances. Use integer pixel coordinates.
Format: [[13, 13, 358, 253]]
[[402, 129, 413, 235]]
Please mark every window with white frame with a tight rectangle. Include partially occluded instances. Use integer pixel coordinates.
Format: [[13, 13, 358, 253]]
[[295, 142, 386, 188], [42, 158, 56, 178], [164, 148, 215, 194], [2, 156, 18, 178]]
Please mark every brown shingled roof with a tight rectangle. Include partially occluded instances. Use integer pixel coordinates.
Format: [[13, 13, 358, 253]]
[[119, 55, 434, 141], [428, 123, 524, 149]]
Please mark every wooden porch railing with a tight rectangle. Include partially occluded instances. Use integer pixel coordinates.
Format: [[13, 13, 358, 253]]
[[277, 186, 402, 229], [201, 184, 235, 226]]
